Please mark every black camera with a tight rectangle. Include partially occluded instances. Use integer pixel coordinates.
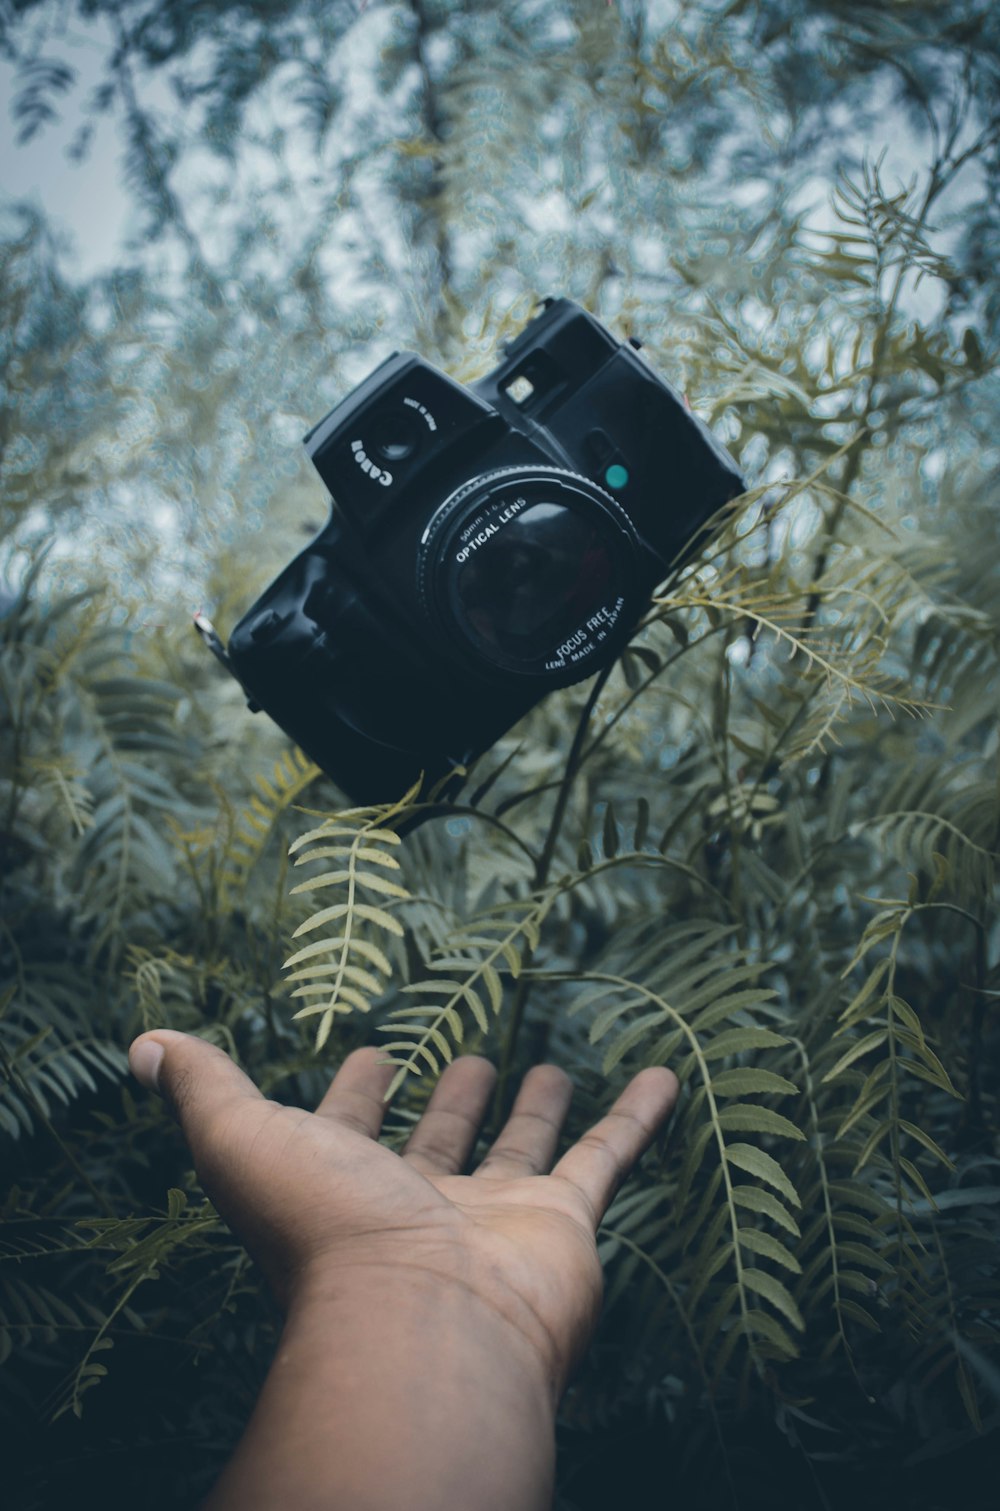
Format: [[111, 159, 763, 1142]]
[[207, 298, 744, 801]]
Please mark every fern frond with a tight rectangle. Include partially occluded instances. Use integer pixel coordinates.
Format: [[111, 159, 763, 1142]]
[[54, 1195, 223, 1419], [828, 908, 962, 1199], [221, 746, 321, 906], [0, 1274, 93, 1367], [566, 964, 804, 1376], [286, 828, 408, 1050], [0, 977, 127, 1141], [849, 785, 998, 902], [378, 896, 555, 1096], [656, 575, 926, 725]]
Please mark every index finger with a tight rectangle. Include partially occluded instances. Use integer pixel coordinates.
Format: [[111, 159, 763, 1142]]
[[550, 1067, 678, 1228]]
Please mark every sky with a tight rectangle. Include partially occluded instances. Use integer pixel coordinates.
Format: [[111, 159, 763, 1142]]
[[1, 13, 136, 274], [1, 2, 971, 294], [0, 4, 409, 282]]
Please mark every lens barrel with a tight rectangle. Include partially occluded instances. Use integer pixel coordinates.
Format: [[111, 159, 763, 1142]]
[[417, 466, 642, 685]]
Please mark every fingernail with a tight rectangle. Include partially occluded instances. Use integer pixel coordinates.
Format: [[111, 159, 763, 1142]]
[[129, 1039, 165, 1092]]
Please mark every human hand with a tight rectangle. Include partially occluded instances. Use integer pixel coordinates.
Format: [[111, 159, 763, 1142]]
[[128, 1032, 678, 1398]]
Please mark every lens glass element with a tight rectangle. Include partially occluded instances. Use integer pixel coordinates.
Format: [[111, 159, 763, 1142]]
[[423, 470, 639, 681], [454, 501, 613, 658]]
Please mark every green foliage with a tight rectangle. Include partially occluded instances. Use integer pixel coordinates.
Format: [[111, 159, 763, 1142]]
[[285, 796, 412, 1049], [2, 1, 1000, 1508]]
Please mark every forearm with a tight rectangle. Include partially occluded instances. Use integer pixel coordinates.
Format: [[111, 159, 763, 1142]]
[[203, 1269, 558, 1511]]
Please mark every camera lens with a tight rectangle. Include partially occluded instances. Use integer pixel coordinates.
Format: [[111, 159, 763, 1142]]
[[418, 467, 642, 684], [456, 503, 612, 654], [370, 410, 422, 463]]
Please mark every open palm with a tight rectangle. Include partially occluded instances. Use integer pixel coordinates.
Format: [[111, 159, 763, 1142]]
[[132, 1033, 677, 1391]]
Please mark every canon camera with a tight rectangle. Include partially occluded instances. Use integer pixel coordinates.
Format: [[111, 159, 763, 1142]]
[[205, 298, 744, 801]]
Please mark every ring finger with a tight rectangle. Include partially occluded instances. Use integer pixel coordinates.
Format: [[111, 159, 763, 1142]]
[[401, 1056, 497, 1176]]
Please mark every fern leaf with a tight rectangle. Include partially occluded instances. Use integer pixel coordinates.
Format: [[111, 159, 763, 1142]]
[[725, 1144, 801, 1205]]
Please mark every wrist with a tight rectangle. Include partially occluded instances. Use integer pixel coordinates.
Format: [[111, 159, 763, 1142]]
[[289, 1255, 562, 1410], [208, 1262, 557, 1511]]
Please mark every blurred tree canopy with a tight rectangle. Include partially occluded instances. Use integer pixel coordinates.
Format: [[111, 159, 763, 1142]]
[[1, 2, 999, 1508]]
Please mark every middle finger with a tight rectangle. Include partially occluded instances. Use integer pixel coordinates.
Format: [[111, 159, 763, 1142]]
[[473, 1064, 574, 1180], [402, 1056, 498, 1175]]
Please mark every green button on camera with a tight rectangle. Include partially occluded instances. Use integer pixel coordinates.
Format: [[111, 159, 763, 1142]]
[[604, 463, 629, 490]]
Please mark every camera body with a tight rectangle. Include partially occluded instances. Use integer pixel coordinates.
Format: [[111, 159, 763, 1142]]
[[222, 298, 744, 801]]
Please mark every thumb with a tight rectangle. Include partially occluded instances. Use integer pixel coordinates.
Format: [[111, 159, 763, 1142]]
[[129, 1029, 264, 1157]]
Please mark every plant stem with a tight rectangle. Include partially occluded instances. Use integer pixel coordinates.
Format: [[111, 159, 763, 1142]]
[[800, 157, 952, 641], [492, 665, 613, 1122]]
